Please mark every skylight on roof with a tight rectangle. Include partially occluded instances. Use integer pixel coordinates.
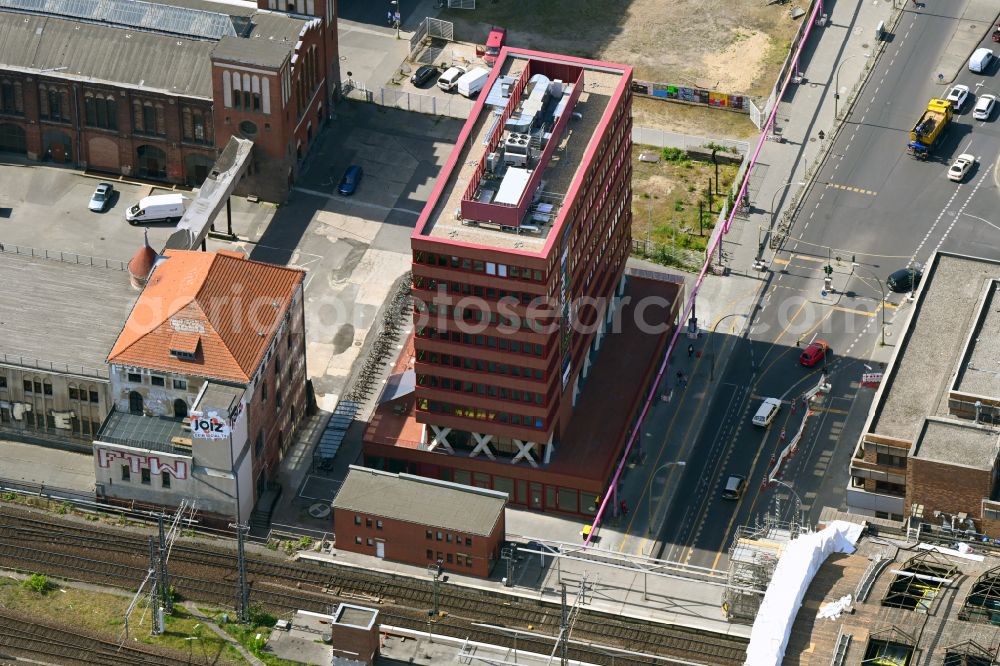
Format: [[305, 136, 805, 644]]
[[0, 0, 239, 40]]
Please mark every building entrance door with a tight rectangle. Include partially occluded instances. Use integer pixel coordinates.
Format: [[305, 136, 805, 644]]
[[375, 541, 385, 558], [530, 483, 542, 510]]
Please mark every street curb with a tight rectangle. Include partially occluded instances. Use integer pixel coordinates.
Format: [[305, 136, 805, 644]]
[[767, 2, 905, 263]]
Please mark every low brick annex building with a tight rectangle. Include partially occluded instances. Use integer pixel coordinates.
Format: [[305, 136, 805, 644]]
[[848, 251, 1000, 537], [332, 466, 507, 578], [0, 0, 339, 201]]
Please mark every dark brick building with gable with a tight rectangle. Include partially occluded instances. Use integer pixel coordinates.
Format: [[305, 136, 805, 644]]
[[0, 0, 339, 201]]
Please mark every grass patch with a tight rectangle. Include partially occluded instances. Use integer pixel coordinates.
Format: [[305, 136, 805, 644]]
[[631, 144, 739, 270], [217, 606, 301, 666], [0, 576, 243, 664]]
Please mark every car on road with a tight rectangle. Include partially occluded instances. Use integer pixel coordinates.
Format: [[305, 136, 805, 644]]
[[948, 153, 975, 182], [410, 65, 439, 87], [88, 182, 115, 212], [887, 267, 922, 293], [974, 94, 996, 121], [722, 475, 747, 500], [752, 398, 781, 427], [946, 84, 970, 111], [337, 165, 363, 196], [799, 340, 830, 367]]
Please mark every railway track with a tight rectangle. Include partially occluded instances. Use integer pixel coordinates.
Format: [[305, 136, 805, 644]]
[[0, 608, 192, 666], [0, 507, 748, 665]]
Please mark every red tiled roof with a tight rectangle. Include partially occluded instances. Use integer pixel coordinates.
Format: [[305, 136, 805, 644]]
[[107, 250, 304, 383]]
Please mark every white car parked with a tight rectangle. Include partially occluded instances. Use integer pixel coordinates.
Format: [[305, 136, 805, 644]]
[[946, 84, 970, 111], [948, 153, 975, 182], [974, 94, 996, 121]]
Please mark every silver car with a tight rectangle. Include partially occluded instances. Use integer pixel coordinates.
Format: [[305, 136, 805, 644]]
[[88, 182, 115, 212], [974, 94, 996, 121]]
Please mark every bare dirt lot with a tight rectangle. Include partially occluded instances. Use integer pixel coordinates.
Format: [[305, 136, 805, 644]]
[[441, 0, 798, 136], [443, 0, 796, 93]]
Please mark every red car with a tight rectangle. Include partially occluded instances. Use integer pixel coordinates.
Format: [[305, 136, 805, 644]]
[[799, 340, 830, 367]]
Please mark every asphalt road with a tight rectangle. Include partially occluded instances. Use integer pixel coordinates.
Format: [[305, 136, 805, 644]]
[[659, 3, 1000, 571]]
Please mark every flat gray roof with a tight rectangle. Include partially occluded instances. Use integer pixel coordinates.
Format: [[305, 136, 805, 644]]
[[421, 53, 624, 252], [911, 418, 1000, 469], [871, 254, 1000, 441], [954, 279, 1000, 399], [97, 408, 189, 454], [195, 382, 244, 415], [333, 466, 507, 537], [0, 250, 138, 378]]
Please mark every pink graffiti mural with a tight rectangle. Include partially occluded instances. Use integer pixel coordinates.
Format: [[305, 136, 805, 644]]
[[96, 447, 189, 480]]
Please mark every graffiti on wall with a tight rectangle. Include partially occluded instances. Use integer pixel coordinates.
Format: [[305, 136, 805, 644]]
[[96, 446, 190, 480], [630, 81, 749, 113]]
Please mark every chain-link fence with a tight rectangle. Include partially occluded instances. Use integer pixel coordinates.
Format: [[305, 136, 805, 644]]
[[342, 80, 473, 120]]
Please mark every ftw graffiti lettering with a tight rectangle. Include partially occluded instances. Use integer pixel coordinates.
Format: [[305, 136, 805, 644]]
[[96, 447, 189, 480]]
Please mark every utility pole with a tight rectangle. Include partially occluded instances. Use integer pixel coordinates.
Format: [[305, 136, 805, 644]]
[[230, 521, 250, 624], [158, 514, 171, 614], [149, 536, 163, 636], [432, 559, 443, 615], [559, 583, 569, 666]]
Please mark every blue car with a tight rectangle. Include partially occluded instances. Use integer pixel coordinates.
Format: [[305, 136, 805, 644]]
[[338, 165, 363, 195]]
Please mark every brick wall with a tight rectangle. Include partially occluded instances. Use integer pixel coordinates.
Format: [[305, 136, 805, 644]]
[[332, 507, 505, 578], [907, 457, 992, 525]]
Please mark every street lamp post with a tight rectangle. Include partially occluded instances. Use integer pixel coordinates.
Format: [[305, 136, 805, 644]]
[[852, 263, 886, 346], [761, 180, 805, 260], [648, 461, 686, 533], [834, 54, 870, 121], [710, 313, 755, 380]]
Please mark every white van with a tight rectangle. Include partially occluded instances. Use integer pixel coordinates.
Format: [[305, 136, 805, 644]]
[[969, 47, 994, 73], [456, 67, 490, 98], [752, 398, 781, 427], [437, 66, 466, 92], [125, 193, 186, 225]]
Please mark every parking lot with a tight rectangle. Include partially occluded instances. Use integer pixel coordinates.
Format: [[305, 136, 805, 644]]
[[0, 99, 461, 411]]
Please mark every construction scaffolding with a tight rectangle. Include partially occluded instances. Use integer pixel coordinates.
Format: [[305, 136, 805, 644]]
[[722, 512, 800, 623]]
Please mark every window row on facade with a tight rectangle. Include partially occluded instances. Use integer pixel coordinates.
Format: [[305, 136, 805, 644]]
[[3, 375, 100, 405], [127, 371, 189, 391], [411, 252, 545, 283], [417, 374, 547, 406], [412, 277, 545, 307], [414, 302, 552, 333], [417, 399, 545, 430], [416, 350, 546, 382], [120, 464, 173, 488], [416, 328, 547, 357]]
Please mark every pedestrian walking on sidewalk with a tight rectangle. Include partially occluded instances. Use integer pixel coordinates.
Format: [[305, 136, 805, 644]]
[[687, 343, 695, 358], [620, 499, 628, 517]]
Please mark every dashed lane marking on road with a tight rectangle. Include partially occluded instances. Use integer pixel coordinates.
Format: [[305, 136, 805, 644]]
[[930, 170, 989, 258], [831, 305, 876, 317], [825, 182, 877, 196]]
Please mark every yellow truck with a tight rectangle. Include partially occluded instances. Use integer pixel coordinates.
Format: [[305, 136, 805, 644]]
[[907, 98, 952, 159]]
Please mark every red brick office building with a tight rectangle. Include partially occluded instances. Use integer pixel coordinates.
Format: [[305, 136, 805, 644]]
[[332, 466, 507, 578], [0, 0, 339, 201], [362, 48, 682, 515]]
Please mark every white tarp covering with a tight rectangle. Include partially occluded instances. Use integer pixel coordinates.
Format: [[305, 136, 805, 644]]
[[743, 520, 864, 666]]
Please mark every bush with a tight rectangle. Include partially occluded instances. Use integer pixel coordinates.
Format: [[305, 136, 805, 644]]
[[673, 200, 684, 212], [297, 536, 314, 550], [23, 573, 52, 594], [1, 492, 16, 502], [248, 605, 277, 628], [660, 147, 686, 162]]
